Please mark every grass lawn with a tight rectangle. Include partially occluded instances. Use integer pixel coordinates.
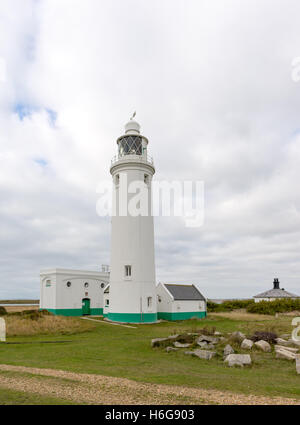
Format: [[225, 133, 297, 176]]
[[0, 313, 299, 400], [0, 386, 78, 405]]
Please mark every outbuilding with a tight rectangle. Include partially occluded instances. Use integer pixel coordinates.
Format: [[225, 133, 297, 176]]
[[156, 283, 207, 320], [40, 268, 110, 316], [253, 278, 300, 303]]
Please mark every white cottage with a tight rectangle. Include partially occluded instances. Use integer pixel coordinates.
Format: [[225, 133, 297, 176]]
[[156, 283, 207, 320], [40, 268, 109, 316], [253, 278, 300, 303]]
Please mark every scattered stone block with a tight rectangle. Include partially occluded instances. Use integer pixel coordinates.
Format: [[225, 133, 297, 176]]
[[214, 331, 222, 336], [275, 338, 289, 346], [231, 331, 246, 343], [174, 341, 191, 348], [275, 345, 298, 353], [254, 340, 271, 352], [223, 344, 235, 357], [197, 341, 208, 348], [224, 354, 252, 367], [185, 349, 216, 360], [241, 339, 254, 350], [276, 348, 296, 361], [197, 335, 219, 344]]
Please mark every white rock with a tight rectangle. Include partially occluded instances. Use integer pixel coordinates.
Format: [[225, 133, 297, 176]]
[[197, 341, 208, 348], [275, 348, 296, 361], [197, 335, 219, 344], [214, 331, 222, 336], [231, 331, 246, 342], [174, 341, 191, 348], [241, 339, 254, 350], [254, 340, 271, 352], [224, 354, 252, 366], [275, 345, 298, 353], [185, 349, 216, 360], [151, 337, 170, 348], [275, 338, 289, 346], [223, 344, 235, 357]]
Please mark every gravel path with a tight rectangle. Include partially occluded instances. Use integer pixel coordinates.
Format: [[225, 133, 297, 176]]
[[0, 364, 299, 405]]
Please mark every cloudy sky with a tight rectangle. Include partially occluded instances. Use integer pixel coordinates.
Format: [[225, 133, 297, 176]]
[[1, 0, 300, 300]]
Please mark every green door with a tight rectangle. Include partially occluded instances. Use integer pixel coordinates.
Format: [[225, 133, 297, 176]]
[[82, 298, 91, 315]]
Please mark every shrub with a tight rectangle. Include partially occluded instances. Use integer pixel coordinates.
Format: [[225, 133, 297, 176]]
[[8, 309, 53, 320], [251, 331, 278, 344], [0, 306, 7, 316], [246, 299, 300, 315], [207, 299, 254, 313]]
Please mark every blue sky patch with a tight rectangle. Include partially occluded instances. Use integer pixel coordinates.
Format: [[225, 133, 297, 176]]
[[34, 158, 48, 167], [14, 103, 57, 126]]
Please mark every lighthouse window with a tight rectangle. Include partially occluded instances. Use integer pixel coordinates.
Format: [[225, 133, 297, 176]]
[[125, 265, 132, 278], [84, 282, 89, 288], [67, 281, 71, 288], [144, 174, 149, 185], [115, 174, 120, 186], [147, 297, 153, 308], [118, 136, 142, 156]]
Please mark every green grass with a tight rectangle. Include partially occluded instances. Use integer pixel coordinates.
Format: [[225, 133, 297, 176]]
[[0, 314, 298, 401], [0, 386, 79, 405]]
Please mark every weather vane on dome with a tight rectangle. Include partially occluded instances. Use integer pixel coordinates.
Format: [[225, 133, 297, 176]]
[[130, 111, 136, 120]]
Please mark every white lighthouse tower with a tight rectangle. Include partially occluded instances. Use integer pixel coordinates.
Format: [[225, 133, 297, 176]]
[[108, 116, 157, 323]]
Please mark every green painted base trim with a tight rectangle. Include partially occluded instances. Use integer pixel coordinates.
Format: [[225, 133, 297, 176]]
[[44, 308, 103, 317], [90, 308, 103, 316], [157, 311, 206, 321], [107, 312, 157, 323]]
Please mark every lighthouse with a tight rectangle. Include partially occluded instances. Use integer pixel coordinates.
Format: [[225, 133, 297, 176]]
[[108, 116, 157, 323]]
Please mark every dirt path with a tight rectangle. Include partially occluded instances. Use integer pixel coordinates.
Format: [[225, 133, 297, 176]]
[[0, 364, 299, 405]]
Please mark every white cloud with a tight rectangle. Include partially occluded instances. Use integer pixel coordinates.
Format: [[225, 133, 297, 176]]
[[0, 0, 300, 299]]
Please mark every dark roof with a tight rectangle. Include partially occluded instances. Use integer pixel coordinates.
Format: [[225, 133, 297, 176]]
[[254, 288, 300, 299], [164, 284, 206, 301]]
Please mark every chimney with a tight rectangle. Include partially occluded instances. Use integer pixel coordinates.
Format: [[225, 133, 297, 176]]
[[273, 278, 280, 290]]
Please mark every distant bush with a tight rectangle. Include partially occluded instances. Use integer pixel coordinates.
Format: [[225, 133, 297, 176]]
[[9, 309, 53, 320], [207, 299, 254, 313], [0, 306, 7, 316], [251, 331, 278, 344], [246, 299, 300, 315]]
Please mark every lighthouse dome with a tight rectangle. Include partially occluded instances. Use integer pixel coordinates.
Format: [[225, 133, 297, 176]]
[[125, 119, 140, 135]]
